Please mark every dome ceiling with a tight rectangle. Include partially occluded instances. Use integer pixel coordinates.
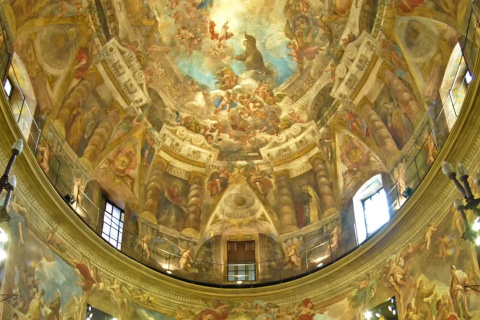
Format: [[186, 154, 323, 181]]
[[95, 0, 373, 159], [3, 0, 464, 282]]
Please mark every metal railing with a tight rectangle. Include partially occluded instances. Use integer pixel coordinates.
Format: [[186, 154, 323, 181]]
[[0, 5, 478, 286]]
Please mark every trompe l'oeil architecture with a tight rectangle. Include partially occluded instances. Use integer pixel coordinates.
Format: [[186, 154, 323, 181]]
[[0, 0, 479, 319]]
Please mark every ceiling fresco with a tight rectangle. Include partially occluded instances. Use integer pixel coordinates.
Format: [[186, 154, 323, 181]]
[[106, 0, 366, 158], [2, 0, 468, 287]]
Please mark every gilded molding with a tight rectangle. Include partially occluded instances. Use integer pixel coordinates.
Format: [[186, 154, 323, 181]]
[[272, 143, 317, 167], [1, 51, 480, 311], [160, 145, 207, 168], [351, 53, 379, 100], [99, 60, 131, 105]]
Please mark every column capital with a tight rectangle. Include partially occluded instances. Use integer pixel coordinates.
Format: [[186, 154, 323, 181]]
[[274, 170, 290, 180], [188, 172, 205, 184], [152, 157, 168, 171], [309, 154, 325, 165]]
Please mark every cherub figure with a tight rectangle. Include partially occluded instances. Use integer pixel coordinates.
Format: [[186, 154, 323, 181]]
[[179, 248, 193, 271], [284, 239, 302, 270], [425, 224, 437, 250], [214, 91, 237, 113]]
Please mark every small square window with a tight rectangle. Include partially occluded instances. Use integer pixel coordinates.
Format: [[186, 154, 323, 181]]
[[101, 201, 124, 250]]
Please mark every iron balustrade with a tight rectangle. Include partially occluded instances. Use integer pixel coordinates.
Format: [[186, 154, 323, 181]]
[[0, 5, 479, 286]]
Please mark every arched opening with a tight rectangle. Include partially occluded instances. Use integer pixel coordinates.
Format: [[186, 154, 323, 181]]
[[439, 43, 472, 131], [353, 174, 390, 244]]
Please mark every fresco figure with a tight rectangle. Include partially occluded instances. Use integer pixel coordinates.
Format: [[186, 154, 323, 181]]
[[68, 104, 98, 154], [383, 100, 413, 148], [141, 135, 155, 165], [284, 239, 301, 270], [415, 280, 435, 320], [214, 91, 238, 113], [349, 273, 377, 318], [37, 140, 52, 173], [27, 289, 45, 320], [395, 0, 426, 13], [216, 67, 238, 90], [297, 187, 312, 228], [288, 30, 320, 72], [179, 248, 193, 271], [450, 265, 472, 319], [380, 36, 407, 79], [5, 201, 28, 306], [75, 260, 101, 291], [139, 232, 153, 260], [46, 289, 61, 320], [422, 52, 444, 100], [73, 42, 97, 79], [157, 184, 187, 231], [234, 33, 270, 75], [297, 298, 316, 320], [301, 185, 322, 225], [249, 166, 273, 196], [206, 167, 230, 199], [344, 111, 369, 137], [435, 296, 458, 320], [425, 224, 438, 250], [196, 301, 230, 320], [330, 225, 340, 256]]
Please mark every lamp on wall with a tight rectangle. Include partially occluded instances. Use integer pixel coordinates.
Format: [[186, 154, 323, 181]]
[[0, 139, 23, 228], [442, 161, 480, 243], [0, 176, 16, 225]]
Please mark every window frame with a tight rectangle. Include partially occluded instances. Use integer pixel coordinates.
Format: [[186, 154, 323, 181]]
[[3, 77, 13, 100], [101, 200, 124, 250], [226, 240, 256, 282], [360, 187, 389, 237], [353, 174, 390, 244]]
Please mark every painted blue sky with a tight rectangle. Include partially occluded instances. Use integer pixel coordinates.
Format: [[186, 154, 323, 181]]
[[159, 0, 296, 89]]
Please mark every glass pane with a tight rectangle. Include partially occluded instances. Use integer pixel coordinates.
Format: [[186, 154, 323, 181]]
[[106, 203, 112, 213], [364, 189, 389, 235], [113, 207, 120, 220]]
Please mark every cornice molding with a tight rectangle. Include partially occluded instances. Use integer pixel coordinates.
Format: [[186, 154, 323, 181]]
[[1, 54, 480, 309]]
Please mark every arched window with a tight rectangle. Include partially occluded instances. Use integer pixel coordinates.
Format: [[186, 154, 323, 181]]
[[439, 43, 471, 131], [102, 201, 124, 250], [353, 174, 390, 244]]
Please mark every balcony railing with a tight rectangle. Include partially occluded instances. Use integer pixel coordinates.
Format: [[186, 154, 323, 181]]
[[0, 5, 479, 287]]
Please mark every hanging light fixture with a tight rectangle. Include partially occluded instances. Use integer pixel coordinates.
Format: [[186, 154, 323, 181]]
[[0, 139, 23, 193], [0, 175, 16, 225], [0, 139, 23, 234], [442, 161, 480, 243]]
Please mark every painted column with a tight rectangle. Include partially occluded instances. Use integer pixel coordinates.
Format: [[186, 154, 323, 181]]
[[361, 101, 398, 160], [81, 105, 121, 167], [182, 172, 204, 236], [380, 68, 422, 124], [275, 171, 298, 234], [55, 72, 100, 138], [311, 155, 338, 218], [141, 157, 168, 222]]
